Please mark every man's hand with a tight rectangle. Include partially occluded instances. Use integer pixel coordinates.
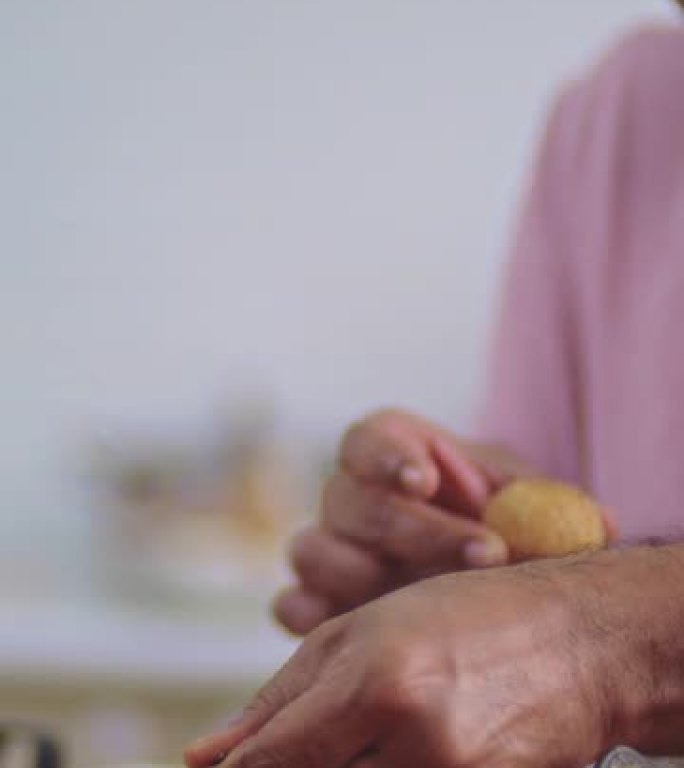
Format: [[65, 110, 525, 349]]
[[274, 409, 537, 634], [188, 548, 684, 768]]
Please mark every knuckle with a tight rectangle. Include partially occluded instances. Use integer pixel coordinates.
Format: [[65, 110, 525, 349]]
[[338, 419, 368, 462], [289, 527, 318, 565], [234, 746, 285, 768], [362, 408, 410, 437], [289, 531, 331, 588], [361, 489, 398, 543], [367, 673, 428, 722], [247, 679, 288, 719], [339, 408, 409, 462], [364, 674, 473, 768], [361, 647, 430, 720]]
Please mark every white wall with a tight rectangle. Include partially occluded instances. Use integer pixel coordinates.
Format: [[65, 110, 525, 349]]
[[0, 1, 673, 581]]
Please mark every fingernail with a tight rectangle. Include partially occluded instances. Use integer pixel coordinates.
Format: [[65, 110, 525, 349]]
[[399, 463, 424, 490], [379, 453, 404, 478], [208, 752, 227, 767], [187, 735, 214, 753], [463, 537, 507, 568]]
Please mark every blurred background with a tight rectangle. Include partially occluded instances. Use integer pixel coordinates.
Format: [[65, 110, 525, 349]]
[[0, 1, 675, 766]]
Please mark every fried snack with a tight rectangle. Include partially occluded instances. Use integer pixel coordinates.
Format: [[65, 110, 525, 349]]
[[483, 478, 607, 560]]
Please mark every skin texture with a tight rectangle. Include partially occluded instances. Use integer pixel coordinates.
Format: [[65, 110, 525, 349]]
[[273, 409, 539, 635], [186, 546, 684, 768], [184, 412, 681, 768]]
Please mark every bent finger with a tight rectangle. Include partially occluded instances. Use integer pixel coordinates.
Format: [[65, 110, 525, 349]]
[[272, 586, 333, 636], [290, 527, 392, 608], [322, 474, 508, 571], [339, 411, 440, 498]]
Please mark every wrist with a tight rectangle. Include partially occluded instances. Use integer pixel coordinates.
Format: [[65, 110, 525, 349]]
[[551, 546, 684, 754]]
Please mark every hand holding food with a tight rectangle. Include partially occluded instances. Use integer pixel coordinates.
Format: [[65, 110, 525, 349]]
[[273, 409, 539, 635]]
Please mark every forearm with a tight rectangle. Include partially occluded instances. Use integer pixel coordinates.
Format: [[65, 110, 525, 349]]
[[551, 545, 684, 754]]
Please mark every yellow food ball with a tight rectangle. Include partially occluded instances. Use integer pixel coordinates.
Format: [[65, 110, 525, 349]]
[[483, 478, 607, 560]]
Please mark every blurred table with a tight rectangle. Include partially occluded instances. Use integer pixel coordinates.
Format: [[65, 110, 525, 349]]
[[0, 602, 296, 768]]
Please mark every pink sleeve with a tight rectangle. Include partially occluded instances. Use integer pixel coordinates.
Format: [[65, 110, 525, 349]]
[[477, 86, 587, 484]]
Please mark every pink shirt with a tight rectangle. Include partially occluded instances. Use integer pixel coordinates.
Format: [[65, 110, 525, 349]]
[[479, 26, 684, 541]]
